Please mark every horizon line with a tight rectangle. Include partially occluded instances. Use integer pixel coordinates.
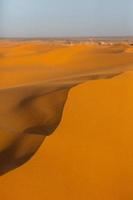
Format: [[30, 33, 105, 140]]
[[0, 35, 133, 40]]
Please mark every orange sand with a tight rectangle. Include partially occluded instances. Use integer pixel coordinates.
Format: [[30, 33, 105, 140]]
[[0, 40, 133, 199]]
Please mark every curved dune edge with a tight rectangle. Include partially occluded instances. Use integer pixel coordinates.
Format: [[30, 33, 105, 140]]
[[0, 72, 120, 175], [0, 71, 133, 200], [0, 41, 133, 175]]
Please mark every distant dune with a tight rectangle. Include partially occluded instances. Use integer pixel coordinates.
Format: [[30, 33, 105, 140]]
[[0, 40, 133, 194]]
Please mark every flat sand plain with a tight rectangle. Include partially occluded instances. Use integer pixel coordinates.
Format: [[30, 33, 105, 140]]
[[0, 40, 133, 199]]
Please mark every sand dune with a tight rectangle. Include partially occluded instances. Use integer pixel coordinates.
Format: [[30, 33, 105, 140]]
[[0, 40, 133, 177], [1, 71, 133, 200]]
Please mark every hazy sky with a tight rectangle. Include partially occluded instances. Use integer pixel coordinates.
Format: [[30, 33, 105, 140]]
[[0, 0, 133, 37]]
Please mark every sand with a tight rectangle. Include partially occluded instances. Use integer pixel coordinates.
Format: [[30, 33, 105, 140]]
[[0, 40, 133, 199]]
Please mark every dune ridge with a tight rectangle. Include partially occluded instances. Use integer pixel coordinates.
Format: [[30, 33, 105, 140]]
[[0, 40, 133, 175]]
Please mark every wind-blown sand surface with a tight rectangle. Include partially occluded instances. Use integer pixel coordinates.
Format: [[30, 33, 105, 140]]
[[0, 40, 133, 199]]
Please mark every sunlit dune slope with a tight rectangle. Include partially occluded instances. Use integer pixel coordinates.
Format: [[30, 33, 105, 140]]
[[0, 40, 133, 175], [0, 41, 133, 88], [1, 72, 133, 200]]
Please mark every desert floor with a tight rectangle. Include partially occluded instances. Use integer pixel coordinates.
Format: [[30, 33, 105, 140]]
[[0, 40, 133, 199]]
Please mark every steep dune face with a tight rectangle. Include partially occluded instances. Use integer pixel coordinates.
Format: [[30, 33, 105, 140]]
[[0, 40, 133, 175], [0, 87, 69, 175]]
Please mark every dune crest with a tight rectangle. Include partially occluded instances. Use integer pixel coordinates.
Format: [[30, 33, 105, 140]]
[[0, 40, 133, 175]]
